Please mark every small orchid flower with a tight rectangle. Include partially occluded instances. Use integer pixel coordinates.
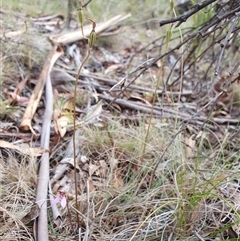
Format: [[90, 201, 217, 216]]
[[52, 191, 67, 209]]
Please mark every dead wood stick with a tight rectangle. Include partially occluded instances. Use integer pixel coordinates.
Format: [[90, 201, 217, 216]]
[[99, 94, 187, 118], [55, 68, 193, 96], [102, 95, 240, 128], [35, 74, 53, 241], [99, 95, 219, 130], [20, 45, 63, 134], [49, 13, 131, 45], [0, 132, 38, 140]]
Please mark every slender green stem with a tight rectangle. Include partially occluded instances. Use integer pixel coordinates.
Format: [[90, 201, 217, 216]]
[[73, 1, 95, 231], [73, 48, 91, 229]]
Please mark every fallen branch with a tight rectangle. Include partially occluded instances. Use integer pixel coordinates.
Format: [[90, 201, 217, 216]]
[[20, 45, 63, 134], [99, 94, 240, 130], [49, 13, 131, 45]]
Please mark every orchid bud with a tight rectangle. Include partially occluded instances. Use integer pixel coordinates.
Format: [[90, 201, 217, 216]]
[[78, 8, 84, 24], [89, 29, 96, 48]]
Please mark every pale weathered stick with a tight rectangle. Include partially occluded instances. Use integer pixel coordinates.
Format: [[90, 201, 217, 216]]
[[20, 45, 63, 134], [49, 13, 131, 45], [35, 74, 53, 241]]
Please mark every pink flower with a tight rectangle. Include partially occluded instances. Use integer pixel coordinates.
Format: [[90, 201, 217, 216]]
[[52, 191, 67, 209]]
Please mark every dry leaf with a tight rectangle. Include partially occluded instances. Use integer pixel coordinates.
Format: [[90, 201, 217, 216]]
[[84, 100, 103, 124], [15, 75, 29, 95], [88, 179, 95, 192], [53, 216, 63, 228], [89, 162, 100, 177], [6, 76, 29, 104], [54, 115, 71, 138], [112, 169, 124, 189], [51, 68, 75, 85], [95, 160, 108, 177], [0, 140, 46, 156], [5, 29, 26, 38], [184, 134, 196, 159], [60, 158, 80, 170], [21, 203, 40, 224], [8, 92, 29, 103], [129, 94, 152, 105], [109, 157, 119, 171], [104, 64, 123, 75]]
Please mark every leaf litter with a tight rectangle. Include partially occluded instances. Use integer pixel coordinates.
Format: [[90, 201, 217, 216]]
[[1, 1, 240, 240]]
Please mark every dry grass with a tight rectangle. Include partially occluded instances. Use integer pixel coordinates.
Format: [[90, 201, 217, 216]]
[[0, 150, 37, 240], [2, 118, 240, 240]]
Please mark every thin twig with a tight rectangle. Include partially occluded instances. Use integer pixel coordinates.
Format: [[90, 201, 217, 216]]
[[82, 0, 93, 8], [109, 58, 155, 92], [159, 0, 217, 27], [215, 16, 239, 75]]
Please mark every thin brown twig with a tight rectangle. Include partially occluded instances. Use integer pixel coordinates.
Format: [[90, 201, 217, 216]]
[[82, 0, 93, 8]]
